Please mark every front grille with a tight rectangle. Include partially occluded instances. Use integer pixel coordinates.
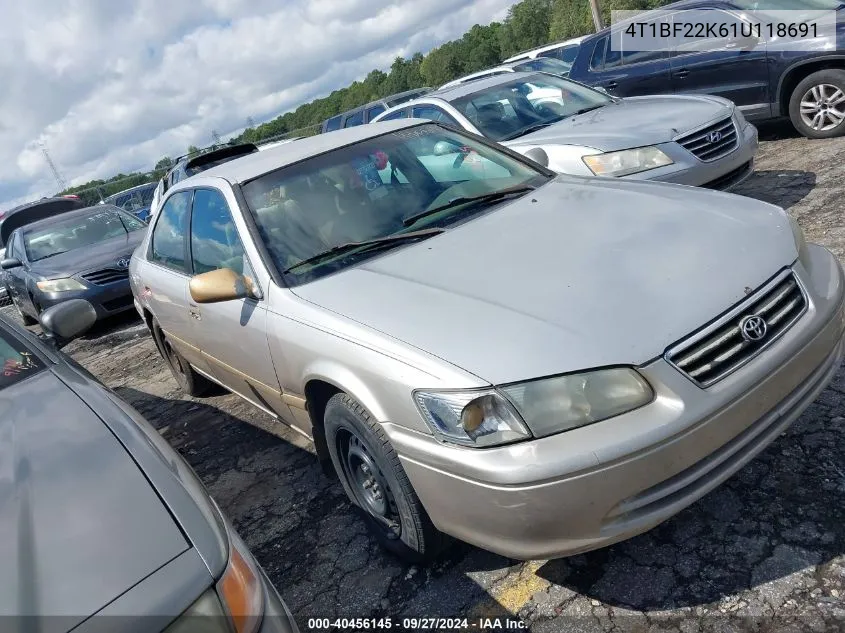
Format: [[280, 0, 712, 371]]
[[676, 116, 738, 162], [666, 271, 807, 387], [81, 268, 129, 285]]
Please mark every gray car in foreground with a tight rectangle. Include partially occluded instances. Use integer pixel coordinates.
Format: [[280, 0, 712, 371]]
[[373, 71, 758, 190], [1, 205, 146, 325], [131, 120, 844, 562], [0, 299, 297, 632]]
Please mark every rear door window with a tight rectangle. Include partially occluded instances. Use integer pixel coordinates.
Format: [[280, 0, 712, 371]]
[[150, 191, 192, 273], [365, 105, 386, 121], [324, 116, 343, 132], [410, 105, 461, 127], [380, 109, 408, 121], [343, 110, 365, 128]]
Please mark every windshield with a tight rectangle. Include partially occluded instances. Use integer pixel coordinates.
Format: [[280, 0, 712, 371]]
[[0, 325, 46, 391], [24, 208, 145, 261], [513, 57, 574, 76], [104, 184, 156, 212], [449, 74, 612, 141], [241, 124, 549, 285], [733, 0, 842, 8]]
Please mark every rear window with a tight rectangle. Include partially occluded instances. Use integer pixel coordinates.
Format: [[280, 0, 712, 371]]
[[366, 104, 387, 121], [343, 110, 365, 128], [538, 44, 581, 65], [0, 325, 46, 391], [324, 116, 343, 132]]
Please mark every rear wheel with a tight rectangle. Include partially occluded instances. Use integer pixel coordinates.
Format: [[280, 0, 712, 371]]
[[151, 320, 212, 396], [789, 69, 845, 139], [323, 393, 447, 563]]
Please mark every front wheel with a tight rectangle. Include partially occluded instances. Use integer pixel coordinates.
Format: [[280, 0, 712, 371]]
[[324, 393, 447, 563], [789, 69, 845, 139]]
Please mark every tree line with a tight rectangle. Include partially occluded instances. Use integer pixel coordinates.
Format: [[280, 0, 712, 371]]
[[58, 0, 673, 204]]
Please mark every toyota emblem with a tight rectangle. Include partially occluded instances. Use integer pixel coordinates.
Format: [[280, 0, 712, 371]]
[[707, 131, 723, 144], [739, 314, 768, 342], [116, 258, 131, 269]]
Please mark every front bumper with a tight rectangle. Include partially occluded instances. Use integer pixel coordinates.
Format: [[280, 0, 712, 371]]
[[626, 119, 758, 191], [389, 244, 845, 560], [35, 279, 136, 320]]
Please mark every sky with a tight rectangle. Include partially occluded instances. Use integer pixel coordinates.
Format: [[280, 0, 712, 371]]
[[0, 0, 514, 209]]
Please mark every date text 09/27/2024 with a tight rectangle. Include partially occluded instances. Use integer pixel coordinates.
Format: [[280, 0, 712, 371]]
[[306, 617, 528, 631]]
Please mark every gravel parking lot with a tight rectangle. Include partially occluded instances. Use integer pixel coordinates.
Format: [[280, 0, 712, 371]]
[[5, 122, 845, 632]]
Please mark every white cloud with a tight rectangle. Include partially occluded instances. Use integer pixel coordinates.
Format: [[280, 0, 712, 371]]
[[0, 0, 513, 208]]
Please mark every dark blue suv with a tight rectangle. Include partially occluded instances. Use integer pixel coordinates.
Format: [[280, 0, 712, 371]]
[[566, 0, 845, 138]]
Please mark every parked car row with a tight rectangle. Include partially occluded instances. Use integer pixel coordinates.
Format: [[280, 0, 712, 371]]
[[488, 0, 845, 139]]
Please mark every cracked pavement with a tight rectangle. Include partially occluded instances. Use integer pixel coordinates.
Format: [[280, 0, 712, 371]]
[[3, 121, 845, 632]]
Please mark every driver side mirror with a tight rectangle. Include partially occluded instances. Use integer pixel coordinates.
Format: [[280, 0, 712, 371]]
[[189, 268, 254, 304], [39, 299, 97, 349], [1, 257, 22, 270]]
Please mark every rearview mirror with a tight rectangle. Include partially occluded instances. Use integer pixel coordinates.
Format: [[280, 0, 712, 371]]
[[39, 299, 97, 349], [189, 268, 252, 304], [1, 257, 22, 270], [433, 141, 461, 156]]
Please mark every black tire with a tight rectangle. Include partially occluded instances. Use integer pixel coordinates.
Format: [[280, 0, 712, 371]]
[[788, 69, 845, 139], [323, 393, 447, 563], [151, 320, 212, 397]]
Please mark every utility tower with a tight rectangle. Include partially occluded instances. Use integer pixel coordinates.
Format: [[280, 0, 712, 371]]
[[589, 0, 603, 31], [211, 130, 222, 144], [40, 142, 68, 191], [246, 116, 256, 128]]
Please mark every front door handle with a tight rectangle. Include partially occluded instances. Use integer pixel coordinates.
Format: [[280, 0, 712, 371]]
[[674, 68, 690, 79]]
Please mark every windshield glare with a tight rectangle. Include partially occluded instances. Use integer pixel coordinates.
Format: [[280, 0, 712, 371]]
[[242, 124, 548, 284], [513, 57, 574, 75], [24, 209, 145, 261], [733, 0, 841, 8], [450, 74, 612, 141]]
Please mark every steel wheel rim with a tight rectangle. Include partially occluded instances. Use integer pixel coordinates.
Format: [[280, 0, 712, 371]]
[[339, 431, 401, 540], [800, 83, 845, 131]]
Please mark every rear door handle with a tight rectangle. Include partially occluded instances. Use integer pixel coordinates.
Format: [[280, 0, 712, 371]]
[[674, 68, 690, 78]]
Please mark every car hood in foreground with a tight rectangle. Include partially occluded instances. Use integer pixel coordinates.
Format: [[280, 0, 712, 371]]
[[29, 231, 145, 279], [0, 370, 188, 627], [505, 94, 732, 153], [292, 176, 797, 385]]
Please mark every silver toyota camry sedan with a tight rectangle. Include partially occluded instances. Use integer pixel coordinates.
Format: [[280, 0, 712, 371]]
[[130, 120, 844, 562], [372, 72, 758, 190]]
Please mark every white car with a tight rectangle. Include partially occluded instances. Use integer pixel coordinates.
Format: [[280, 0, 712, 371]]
[[438, 58, 574, 90], [503, 35, 588, 65]]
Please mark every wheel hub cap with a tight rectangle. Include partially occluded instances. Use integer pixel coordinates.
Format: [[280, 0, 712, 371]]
[[800, 83, 845, 131]]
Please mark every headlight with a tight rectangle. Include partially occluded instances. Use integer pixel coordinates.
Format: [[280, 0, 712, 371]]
[[414, 389, 531, 447], [501, 368, 653, 438], [414, 368, 654, 447], [163, 588, 232, 633], [789, 214, 810, 268], [582, 147, 673, 177], [216, 528, 265, 633], [36, 278, 87, 292]]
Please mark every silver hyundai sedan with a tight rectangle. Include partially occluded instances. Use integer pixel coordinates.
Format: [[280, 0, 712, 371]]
[[130, 120, 844, 562], [372, 72, 758, 190]]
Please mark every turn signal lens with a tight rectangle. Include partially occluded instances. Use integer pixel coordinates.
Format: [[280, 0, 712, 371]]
[[217, 532, 264, 633]]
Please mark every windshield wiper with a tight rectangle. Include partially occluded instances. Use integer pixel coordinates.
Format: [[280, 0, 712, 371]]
[[34, 250, 69, 261], [571, 104, 607, 116], [501, 121, 557, 141], [402, 184, 535, 227], [282, 228, 445, 274]]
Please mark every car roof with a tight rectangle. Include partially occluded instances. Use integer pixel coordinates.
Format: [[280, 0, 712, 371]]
[[430, 71, 544, 100], [323, 88, 435, 124], [20, 204, 124, 232], [503, 35, 589, 62], [198, 118, 425, 184]]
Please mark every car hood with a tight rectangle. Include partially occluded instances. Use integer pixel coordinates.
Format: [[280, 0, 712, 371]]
[[292, 176, 797, 385], [29, 231, 144, 279], [504, 94, 732, 152], [0, 369, 188, 627]]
